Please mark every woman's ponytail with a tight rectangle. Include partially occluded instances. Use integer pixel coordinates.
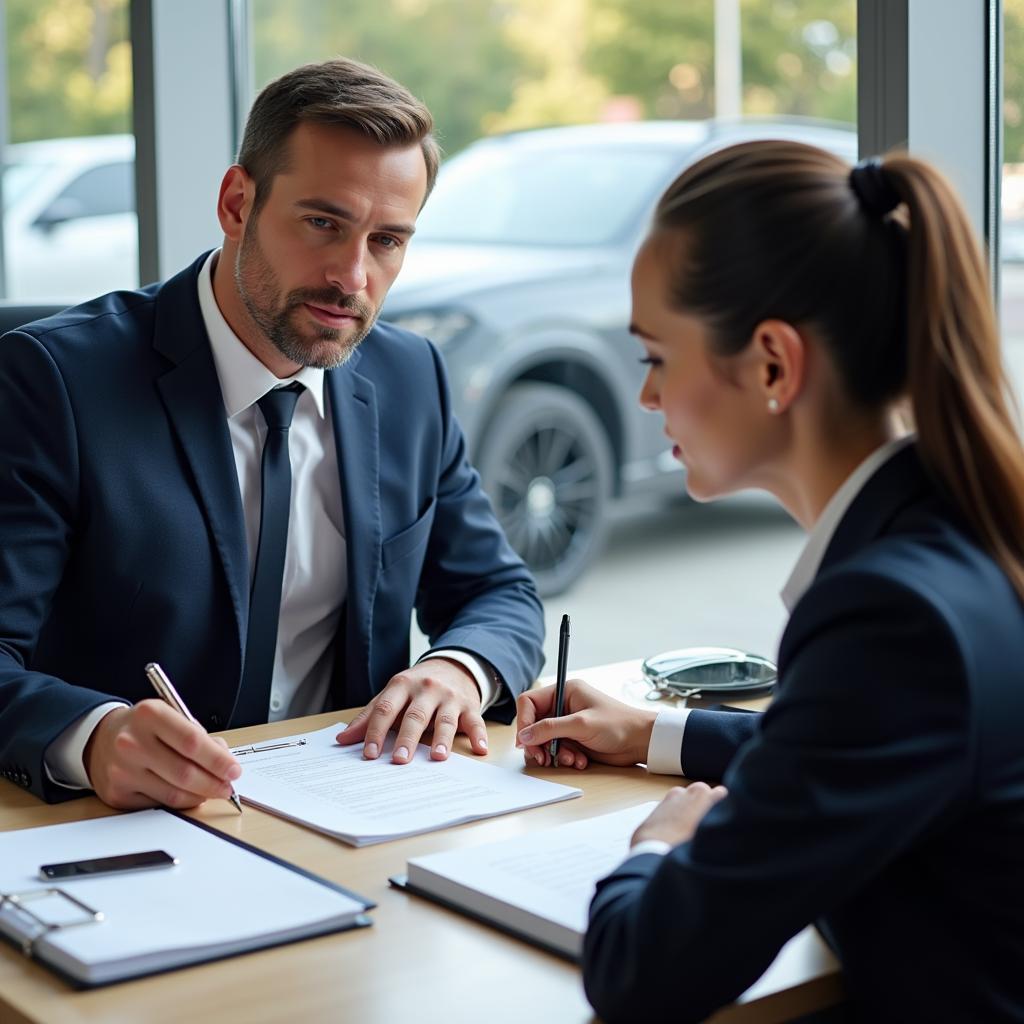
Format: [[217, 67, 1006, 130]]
[[883, 156, 1024, 602]]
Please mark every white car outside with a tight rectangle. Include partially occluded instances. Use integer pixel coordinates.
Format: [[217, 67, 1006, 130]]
[[1, 134, 137, 303]]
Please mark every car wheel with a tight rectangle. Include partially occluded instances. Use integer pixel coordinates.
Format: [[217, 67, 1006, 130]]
[[476, 382, 614, 596]]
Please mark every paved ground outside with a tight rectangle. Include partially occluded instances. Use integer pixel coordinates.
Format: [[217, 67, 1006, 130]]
[[411, 489, 806, 676]]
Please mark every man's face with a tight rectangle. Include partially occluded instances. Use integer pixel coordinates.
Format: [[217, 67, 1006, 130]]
[[233, 122, 427, 369]]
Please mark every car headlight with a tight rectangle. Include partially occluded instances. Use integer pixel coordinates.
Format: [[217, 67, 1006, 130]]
[[386, 309, 475, 348]]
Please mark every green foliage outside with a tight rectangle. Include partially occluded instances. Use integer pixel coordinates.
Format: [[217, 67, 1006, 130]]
[[1006, 0, 1024, 162], [6, 0, 856, 156], [5, 0, 130, 143], [16, 0, 1024, 162], [583, 0, 854, 125], [251, 0, 857, 154]]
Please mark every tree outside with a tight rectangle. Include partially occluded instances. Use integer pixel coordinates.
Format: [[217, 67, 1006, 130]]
[[3, 0, 858, 151], [251, 0, 856, 156], [1007, 0, 1024, 164], [28, 1, 1024, 163], [5, 0, 130, 143]]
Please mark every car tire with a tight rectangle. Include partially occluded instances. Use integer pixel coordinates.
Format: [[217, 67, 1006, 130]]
[[476, 381, 614, 597]]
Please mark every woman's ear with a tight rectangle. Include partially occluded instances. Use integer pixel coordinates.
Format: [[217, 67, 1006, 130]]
[[750, 319, 807, 414]]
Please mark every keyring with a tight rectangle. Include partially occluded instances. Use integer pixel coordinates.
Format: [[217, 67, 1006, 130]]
[[641, 647, 777, 701]]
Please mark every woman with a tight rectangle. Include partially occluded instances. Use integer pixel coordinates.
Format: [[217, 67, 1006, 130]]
[[516, 142, 1024, 1023]]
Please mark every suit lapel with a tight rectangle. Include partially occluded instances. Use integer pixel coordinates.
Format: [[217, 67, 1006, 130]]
[[152, 256, 249, 674], [326, 354, 381, 690], [818, 443, 932, 576]]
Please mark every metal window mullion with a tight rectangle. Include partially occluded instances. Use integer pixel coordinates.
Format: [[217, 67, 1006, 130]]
[[129, 0, 236, 285], [986, 0, 1003, 300]]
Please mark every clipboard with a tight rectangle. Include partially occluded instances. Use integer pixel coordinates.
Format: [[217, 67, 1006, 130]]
[[0, 809, 374, 989]]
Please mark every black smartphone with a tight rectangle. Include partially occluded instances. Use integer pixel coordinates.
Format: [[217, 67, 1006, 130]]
[[39, 849, 178, 881]]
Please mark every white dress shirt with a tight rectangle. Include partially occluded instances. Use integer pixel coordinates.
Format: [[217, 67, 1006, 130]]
[[45, 251, 497, 789], [630, 436, 914, 861]]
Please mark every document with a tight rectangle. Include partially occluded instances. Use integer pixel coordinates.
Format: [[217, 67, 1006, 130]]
[[399, 803, 839, 1007], [401, 802, 658, 957], [232, 723, 581, 846], [0, 809, 372, 987]]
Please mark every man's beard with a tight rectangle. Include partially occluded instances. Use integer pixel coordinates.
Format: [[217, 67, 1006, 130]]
[[235, 218, 377, 369]]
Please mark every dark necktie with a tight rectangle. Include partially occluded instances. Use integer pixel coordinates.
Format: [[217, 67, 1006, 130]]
[[231, 382, 304, 728]]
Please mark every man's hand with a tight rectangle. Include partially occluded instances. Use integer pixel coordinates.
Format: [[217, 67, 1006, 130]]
[[336, 659, 488, 763], [515, 678, 658, 770], [631, 783, 728, 848], [84, 702, 241, 811]]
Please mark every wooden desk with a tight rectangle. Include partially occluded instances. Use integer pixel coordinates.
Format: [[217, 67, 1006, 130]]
[[0, 666, 840, 1024]]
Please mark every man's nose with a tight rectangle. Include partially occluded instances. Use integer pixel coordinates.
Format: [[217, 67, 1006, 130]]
[[325, 240, 368, 295]]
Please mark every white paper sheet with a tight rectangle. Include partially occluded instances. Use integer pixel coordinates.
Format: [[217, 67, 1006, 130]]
[[232, 724, 581, 845]]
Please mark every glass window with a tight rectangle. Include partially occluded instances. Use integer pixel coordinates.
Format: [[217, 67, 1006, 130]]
[[251, 0, 856, 674], [49, 160, 134, 221], [1003, 0, 1024, 408], [416, 145, 684, 246], [2, 161, 54, 211], [1, 0, 136, 303]]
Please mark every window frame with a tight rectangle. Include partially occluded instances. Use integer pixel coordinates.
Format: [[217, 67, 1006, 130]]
[[0, 1, 1004, 327]]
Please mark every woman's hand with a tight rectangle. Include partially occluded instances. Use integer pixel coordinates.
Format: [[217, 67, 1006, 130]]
[[515, 679, 658, 770], [631, 782, 728, 847]]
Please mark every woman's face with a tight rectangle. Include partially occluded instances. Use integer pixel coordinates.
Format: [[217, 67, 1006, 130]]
[[630, 235, 779, 502]]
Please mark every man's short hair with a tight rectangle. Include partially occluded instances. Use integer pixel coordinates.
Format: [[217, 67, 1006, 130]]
[[237, 57, 440, 211]]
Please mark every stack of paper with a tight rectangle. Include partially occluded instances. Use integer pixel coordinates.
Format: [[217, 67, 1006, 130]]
[[403, 803, 656, 958], [400, 801, 840, 1008]]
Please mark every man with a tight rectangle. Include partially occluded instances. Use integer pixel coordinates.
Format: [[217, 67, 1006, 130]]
[[0, 58, 544, 810]]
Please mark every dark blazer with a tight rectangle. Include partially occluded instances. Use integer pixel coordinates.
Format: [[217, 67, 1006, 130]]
[[0, 253, 544, 803], [585, 445, 1024, 1023]]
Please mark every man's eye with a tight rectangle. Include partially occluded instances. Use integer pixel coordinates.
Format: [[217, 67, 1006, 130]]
[[638, 356, 662, 367], [307, 217, 333, 230]]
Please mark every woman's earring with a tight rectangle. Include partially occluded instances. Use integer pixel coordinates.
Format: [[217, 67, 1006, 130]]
[[767, 398, 780, 413]]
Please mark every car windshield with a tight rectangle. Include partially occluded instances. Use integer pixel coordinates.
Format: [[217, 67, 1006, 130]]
[[415, 143, 683, 246], [2, 161, 53, 210]]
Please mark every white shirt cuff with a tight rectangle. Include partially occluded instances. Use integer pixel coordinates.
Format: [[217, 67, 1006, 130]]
[[419, 649, 501, 713], [629, 839, 673, 858], [645, 707, 691, 775], [44, 701, 129, 790], [616, 838, 672, 872]]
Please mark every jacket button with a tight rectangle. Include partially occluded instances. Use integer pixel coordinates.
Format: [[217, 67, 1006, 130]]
[[209, 713, 221, 729]]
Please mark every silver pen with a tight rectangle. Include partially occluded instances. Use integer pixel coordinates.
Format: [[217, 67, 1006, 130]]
[[144, 662, 243, 814], [232, 739, 307, 756]]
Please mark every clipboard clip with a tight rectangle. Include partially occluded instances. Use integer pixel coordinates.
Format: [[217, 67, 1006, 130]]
[[0, 887, 103, 957]]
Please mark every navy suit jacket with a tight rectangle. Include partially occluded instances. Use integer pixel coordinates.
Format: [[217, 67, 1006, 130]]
[[0, 253, 544, 803], [585, 445, 1024, 1023]]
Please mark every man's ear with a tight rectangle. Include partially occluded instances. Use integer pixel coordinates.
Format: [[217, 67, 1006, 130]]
[[750, 318, 807, 414], [216, 165, 255, 241]]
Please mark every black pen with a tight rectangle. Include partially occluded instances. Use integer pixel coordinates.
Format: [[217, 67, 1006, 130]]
[[549, 614, 571, 763]]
